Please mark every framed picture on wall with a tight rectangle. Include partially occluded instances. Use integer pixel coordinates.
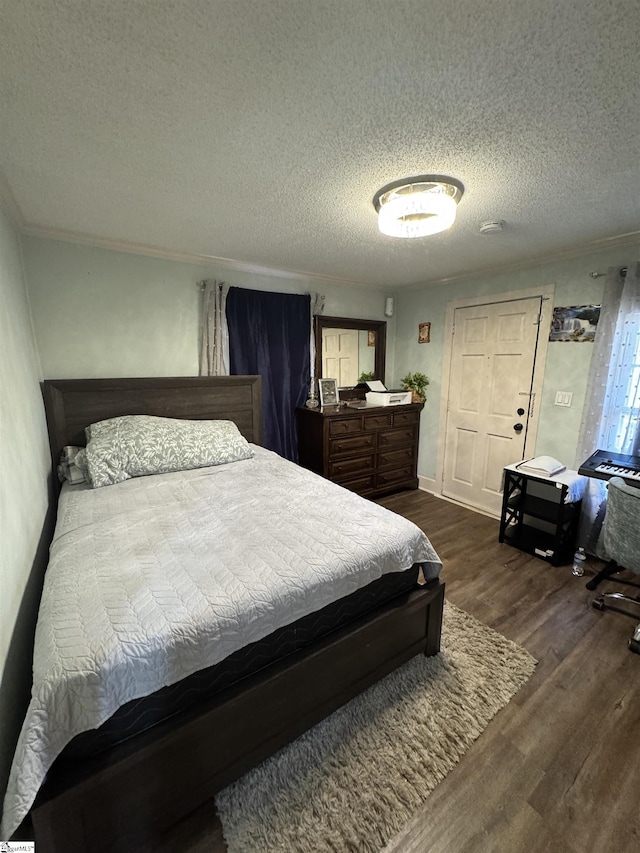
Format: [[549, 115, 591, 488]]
[[549, 305, 601, 342], [318, 377, 339, 407], [418, 322, 431, 343]]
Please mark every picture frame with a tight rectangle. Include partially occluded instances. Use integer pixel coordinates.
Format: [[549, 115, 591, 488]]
[[549, 305, 601, 342], [318, 377, 339, 407], [418, 322, 431, 344], [367, 330, 376, 347]]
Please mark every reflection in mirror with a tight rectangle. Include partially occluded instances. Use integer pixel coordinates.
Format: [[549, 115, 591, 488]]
[[358, 330, 376, 378], [315, 316, 386, 388]]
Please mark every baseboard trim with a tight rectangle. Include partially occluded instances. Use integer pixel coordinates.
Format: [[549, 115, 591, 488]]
[[418, 476, 437, 494], [418, 477, 500, 519]]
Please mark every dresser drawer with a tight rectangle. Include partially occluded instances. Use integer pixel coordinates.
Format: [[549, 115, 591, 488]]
[[329, 454, 374, 479], [376, 464, 416, 486], [392, 410, 420, 427], [364, 413, 393, 431], [330, 432, 375, 456], [378, 426, 417, 448], [335, 473, 375, 494], [378, 446, 416, 468], [329, 417, 362, 437]]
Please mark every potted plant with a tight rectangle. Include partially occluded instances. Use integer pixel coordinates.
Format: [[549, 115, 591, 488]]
[[401, 371, 429, 403]]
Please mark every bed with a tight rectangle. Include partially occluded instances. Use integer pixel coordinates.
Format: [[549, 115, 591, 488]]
[[2, 376, 444, 851]]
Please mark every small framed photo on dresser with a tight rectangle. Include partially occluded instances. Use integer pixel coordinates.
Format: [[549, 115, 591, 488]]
[[318, 378, 339, 407]]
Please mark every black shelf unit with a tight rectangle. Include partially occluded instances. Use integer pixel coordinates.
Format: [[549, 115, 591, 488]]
[[499, 467, 582, 567]]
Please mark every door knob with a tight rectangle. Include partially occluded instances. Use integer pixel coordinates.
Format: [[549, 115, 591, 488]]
[[517, 407, 525, 416], [513, 423, 524, 433]]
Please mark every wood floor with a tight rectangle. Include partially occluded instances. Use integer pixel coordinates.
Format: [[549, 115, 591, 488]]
[[379, 490, 640, 853], [173, 489, 640, 853]]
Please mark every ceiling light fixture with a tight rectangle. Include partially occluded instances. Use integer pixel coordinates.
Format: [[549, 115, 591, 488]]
[[373, 175, 464, 239]]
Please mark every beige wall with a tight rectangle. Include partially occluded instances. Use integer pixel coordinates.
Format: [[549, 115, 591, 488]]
[[0, 206, 51, 804]]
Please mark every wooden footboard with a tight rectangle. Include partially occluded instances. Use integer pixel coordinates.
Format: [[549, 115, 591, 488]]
[[30, 580, 444, 853]]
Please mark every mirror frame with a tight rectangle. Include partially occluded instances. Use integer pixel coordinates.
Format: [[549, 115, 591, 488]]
[[314, 316, 387, 388]]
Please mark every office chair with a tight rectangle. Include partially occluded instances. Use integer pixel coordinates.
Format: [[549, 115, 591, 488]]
[[590, 476, 640, 654]]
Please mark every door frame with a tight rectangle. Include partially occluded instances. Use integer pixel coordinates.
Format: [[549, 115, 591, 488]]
[[434, 283, 555, 504]]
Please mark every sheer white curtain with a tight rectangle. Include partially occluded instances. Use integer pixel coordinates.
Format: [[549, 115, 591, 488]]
[[199, 280, 230, 376], [575, 261, 640, 553]]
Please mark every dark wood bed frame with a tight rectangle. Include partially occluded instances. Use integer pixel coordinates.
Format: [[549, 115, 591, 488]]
[[29, 376, 445, 852]]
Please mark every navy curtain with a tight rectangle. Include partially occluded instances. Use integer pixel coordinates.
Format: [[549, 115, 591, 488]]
[[226, 287, 311, 461]]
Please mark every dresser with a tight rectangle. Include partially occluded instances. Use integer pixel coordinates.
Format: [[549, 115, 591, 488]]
[[296, 402, 423, 498]]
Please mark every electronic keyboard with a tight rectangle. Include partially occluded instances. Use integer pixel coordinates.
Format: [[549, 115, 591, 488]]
[[578, 449, 640, 488]]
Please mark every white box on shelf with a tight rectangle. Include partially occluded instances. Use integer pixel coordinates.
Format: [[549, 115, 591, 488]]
[[365, 390, 412, 406]]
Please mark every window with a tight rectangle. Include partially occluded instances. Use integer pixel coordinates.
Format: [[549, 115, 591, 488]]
[[601, 311, 640, 455]]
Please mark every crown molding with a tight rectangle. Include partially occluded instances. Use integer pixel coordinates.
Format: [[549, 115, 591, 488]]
[[20, 222, 383, 290], [15, 217, 640, 293], [0, 169, 25, 230], [404, 229, 640, 290]]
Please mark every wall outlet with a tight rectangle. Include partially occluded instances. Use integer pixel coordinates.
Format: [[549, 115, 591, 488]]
[[555, 390, 573, 407]]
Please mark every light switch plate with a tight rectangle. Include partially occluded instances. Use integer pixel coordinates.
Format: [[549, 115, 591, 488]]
[[555, 390, 573, 407]]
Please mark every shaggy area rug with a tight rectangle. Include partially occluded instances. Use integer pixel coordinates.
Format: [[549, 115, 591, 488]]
[[216, 602, 536, 852]]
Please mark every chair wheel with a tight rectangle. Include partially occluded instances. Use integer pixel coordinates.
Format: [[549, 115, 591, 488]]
[[628, 638, 640, 655], [592, 597, 605, 611]]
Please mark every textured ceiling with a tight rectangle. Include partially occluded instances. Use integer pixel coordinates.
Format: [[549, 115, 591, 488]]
[[1, 0, 639, 287]]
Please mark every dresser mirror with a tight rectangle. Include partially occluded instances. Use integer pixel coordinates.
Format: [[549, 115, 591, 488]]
[[314, 316, 387, 389]]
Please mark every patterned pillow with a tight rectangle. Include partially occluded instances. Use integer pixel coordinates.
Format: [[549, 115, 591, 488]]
[[84, 415, 254, 488]]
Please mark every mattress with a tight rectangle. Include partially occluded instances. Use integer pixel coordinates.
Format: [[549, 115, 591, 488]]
[[1, 446, 441, 838], [63, 564, 420, 757]]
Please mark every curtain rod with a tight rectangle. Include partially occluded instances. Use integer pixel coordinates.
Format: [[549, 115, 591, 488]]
[[197, 282, 325, 302], [589, 266, 628, 279]]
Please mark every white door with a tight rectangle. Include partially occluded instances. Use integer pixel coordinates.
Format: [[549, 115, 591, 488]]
[[442, 297, 542, 515], [322, 328, 359, 386]]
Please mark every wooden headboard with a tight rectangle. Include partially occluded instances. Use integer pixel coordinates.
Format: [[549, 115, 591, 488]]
[[41, 375, 263, 469]]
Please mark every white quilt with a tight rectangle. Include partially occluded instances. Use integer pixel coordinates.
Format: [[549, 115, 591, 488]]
[[1, 446, 441, 838]]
